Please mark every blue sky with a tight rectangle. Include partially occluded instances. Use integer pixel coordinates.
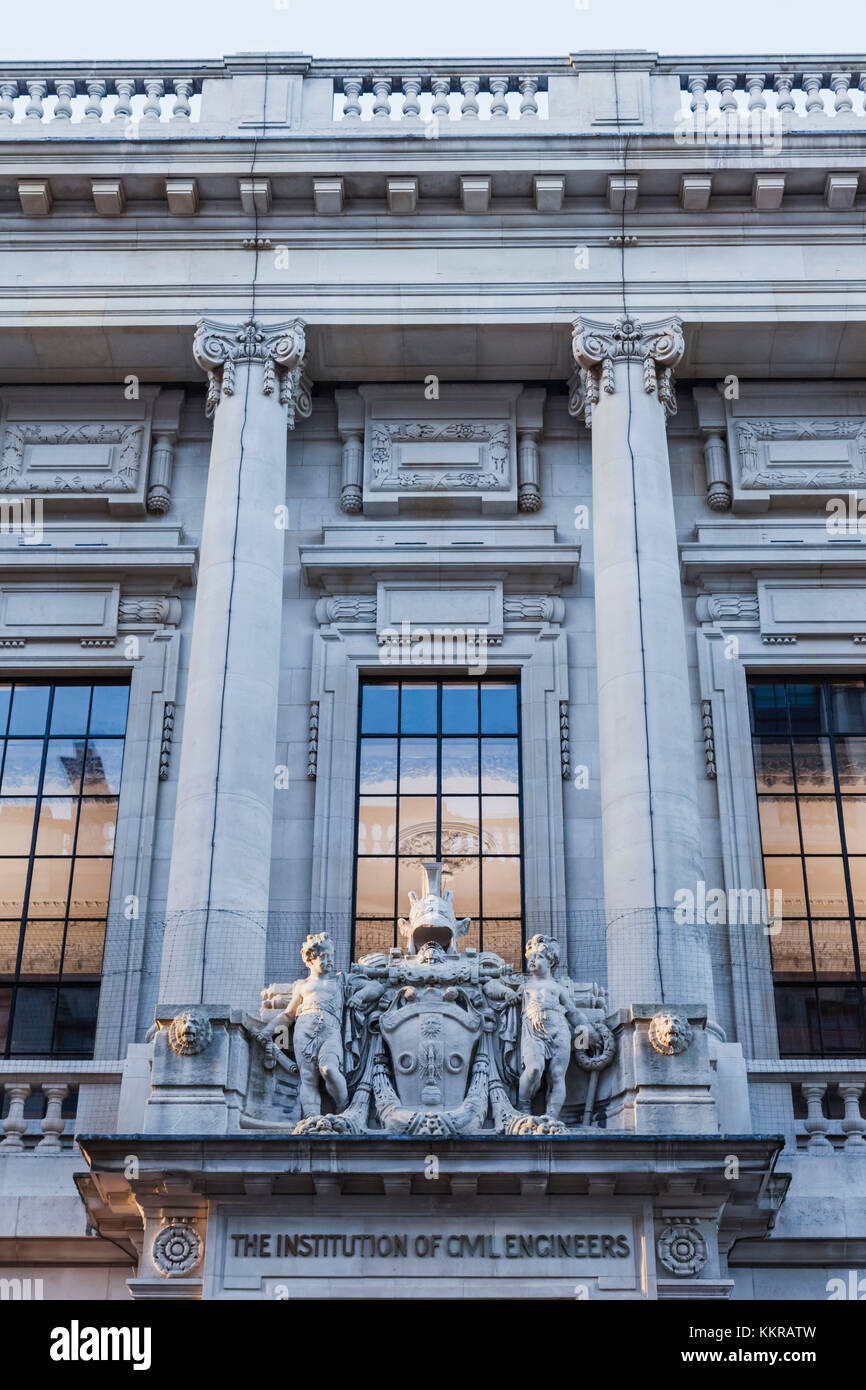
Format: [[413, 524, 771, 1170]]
[[3, 0, 861, 61]]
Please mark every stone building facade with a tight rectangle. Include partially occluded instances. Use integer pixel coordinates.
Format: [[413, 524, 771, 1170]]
[[0, 50, 864, 1301]]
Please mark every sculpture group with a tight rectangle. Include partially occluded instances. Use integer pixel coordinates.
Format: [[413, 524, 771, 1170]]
[[255, 863, 615, 1136]]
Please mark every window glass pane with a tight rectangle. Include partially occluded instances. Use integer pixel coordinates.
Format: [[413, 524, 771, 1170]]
[[397, 859, 426, 917], [83, 739, 124, 795], [0, 799, 36, 855], [481, 739, 519, 794], [811, 920, 857, 980], [481, 796, 520, 855], [481, 683, 518, 734], [788, 684, 825, 734], [361, 684, 398, 735], [400, 684, 437, 734], [803, 857, 848, 917], [752, 740, 793, 793], [354, 920, 394, 962], [42, 740, 85, 795], [8, 686, 50, 736], [359, 739, 397, 794], [441, 739, 478, 794], [0, 987, 10, 1054], [828, 681, 866, 734], [399, 739, 437, 794], [53, 985, 99, 1055], [1, 741, 44, 796], [769, 919, 813, 978], [75, 798, 116, 856], [0, 686, 11, 735], [397, 797, 437, 856], [0, 859, 28, 916], [442, 856, 480, 918], [88, 685, 129, 736], [33, 798, 77, 856], [847, 858, 866, 915], [0, 921, 20, 974], [841, 798, 866, 854], [19, 920, 64, 977], [774, 985, 820, 1056], [62, 921, 105, 976], [798, 797, 842, 855], [482, 920, 522, 968], [356, 858, 395, 918], [442, 684, 478, 735], [28, 860, 71, 918], [749, 683, 787, 735], [357, 797, 396, 856], [836, 738, 866, 792], [763, 857, 806, 917], [817, 986, 865, 1054], [792, 739, 834, 793], [69, 858, 112, 917], [441, 796, 480, 855], [455, 921, 481, 955], [9, 986, 57, 1055], [757, 797, 800, 854], [482, 857, 521, 916], [49, 686, 91, 735]]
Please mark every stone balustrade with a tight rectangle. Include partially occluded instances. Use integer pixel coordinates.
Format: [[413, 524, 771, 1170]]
[[0, 1062, 127, 1153], [0, 55, 863, 135], [747, 1061, 866, 1154]]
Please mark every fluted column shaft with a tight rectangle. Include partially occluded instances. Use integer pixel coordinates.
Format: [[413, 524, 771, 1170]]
[[573, 315, 715, 1017], [159, 318, 310, 1012]]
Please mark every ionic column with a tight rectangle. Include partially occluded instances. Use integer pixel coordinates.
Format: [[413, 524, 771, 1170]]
[[159, 318, 312, 1012], [573, 315, 715, 1017]]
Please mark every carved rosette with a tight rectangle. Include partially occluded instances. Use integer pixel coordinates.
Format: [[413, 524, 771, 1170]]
[[167, 1008, 212, 1056], [572, 315, 684, 426], [648, 1011, 693, 1056], [656, 1219, 708, 1278], [193, 317, 313, 426], [152, 1219, 203, 1277]]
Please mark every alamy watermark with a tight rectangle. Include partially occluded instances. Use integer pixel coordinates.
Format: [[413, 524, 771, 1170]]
[[0, 496, 44, 545], [673, 108, 783, 154], [674, 881, 783, 935], [379, 621, 491, 675]]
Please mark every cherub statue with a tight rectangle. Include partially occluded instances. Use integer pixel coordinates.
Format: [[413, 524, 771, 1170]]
[[258, 932, 382, 1119], [517, 934, 599, 1120]]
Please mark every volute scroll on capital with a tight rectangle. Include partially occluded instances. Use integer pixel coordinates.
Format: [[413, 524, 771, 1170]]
[[192, 316, 313, 425], [570, 314, 685, 426]]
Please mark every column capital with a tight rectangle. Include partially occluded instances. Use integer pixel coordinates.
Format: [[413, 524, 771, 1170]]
[[571, 314, 684, 425], [192, 316, 312, 426]]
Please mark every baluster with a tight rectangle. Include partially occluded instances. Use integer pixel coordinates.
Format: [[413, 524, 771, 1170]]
[[37, 1083, 68, 1154], [860, 73, 866, 110], [839, 1082, 866, 1149], [715, 73, 739, 113], [744, 73, 767, 111], [0, 80, 18, 121], [830, 71, 853, 113], [342, 75, 363, 120], [460, 75, 481, 120], [489, 76, 509, 120], [171, 78, 193, 121], [52, 78, 75, 121], [518, 74, 539, 119], [774, 73, 796, 111], [371, 76, 392, 120], [802, 72, 825, 114], [801, 1082, 832, 1150], [431, 76, 450, 123], [25, 79, 48, 122], [83, 79, 107, 122], [142, 79, 164, 122], [401, 75, 422, 120], [687, 74, 708, 114], [0, 1083, 31, 1149], [112, 78, 135, 123]]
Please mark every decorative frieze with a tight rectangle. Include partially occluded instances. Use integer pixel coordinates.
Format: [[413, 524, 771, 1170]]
[[571, 315, 684, 427], [737, 418, 866, 491], [193, 318, 312, 427]]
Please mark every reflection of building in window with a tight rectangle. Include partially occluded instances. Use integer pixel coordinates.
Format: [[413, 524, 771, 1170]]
[[353, 679, 523, 967], [750, 678, 866, 1056], [0, 682, 129, 1058]]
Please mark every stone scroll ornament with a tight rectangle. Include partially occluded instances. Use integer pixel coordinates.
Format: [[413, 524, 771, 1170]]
[[192, 317, 313, 428], [246, 862, 616, 1137], [570, 315, 685, 429]]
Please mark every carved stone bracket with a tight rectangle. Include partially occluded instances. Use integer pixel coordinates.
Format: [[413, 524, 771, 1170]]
[[696, 593, 759, 627], [193, 317, 313, 427], [315, 595, 377, 627], [118, 596, 182, 627], [571, 315, 684, 427]]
